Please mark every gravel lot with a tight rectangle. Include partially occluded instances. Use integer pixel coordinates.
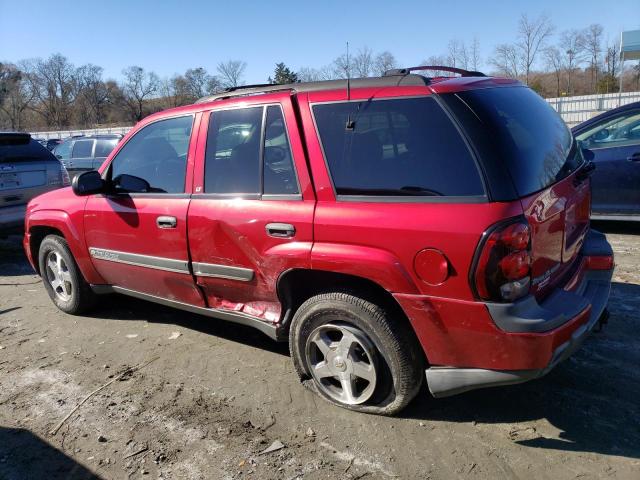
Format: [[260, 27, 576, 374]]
[[1, 223, 639, 480]]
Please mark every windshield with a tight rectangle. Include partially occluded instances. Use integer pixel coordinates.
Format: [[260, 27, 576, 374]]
[[446, 87, 583, 197]]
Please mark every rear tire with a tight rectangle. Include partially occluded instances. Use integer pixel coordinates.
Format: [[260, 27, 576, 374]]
[[289, 292, 424, 415], [38, 235, 96, 314]]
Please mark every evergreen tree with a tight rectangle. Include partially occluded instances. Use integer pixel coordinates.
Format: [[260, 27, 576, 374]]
[[269, 62, 299, 84]]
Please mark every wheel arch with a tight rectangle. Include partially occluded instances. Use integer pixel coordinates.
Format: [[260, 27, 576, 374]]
[[27, 210, 104, 284], [276, 268, 428, 363]]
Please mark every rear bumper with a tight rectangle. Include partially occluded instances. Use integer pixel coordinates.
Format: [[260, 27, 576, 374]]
[[395, 229, 613, 398]]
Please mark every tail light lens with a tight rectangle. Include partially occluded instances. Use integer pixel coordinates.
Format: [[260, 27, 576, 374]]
[[60, 162, 70, 186], [473, 219, 531, 302]]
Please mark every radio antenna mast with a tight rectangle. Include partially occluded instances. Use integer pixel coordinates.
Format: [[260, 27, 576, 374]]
[[345, 41, 355, 130]]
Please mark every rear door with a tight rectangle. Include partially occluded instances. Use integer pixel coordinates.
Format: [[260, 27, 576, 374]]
[[84, 114, 204, 305], [574, 108, 640, 216], [68, 139, 95, 176], [188, 94, 315, 322]]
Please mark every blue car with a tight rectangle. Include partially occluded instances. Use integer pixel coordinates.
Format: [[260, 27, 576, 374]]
[[573, 101, 640, 220]]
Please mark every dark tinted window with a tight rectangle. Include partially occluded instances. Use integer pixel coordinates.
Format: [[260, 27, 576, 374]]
[[205, 107, 263, 194], [109, 116, 193, 193], [452, 87, 581, 197], [53, 139, 73, 159], [312, 97, 483, 197], [0, 135, 56, 162], [94, 139, 119, 158], [71, 139, 94, 158], [264, 106, 299, 195]]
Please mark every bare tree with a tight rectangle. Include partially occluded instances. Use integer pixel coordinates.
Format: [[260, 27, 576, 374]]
[[332, 54, 354, 79], [489, 44, 520, 78], [120, 66, 159, 122], [23, 54, 81, 128], [0, 63, 34, 130], [604, 42, 619, 78], [583, 24, 604, 92], [373, 51, 397, 76], [517, 13, 554, 85], [544, 46, 563, 97], [559, 29, 585, 95], [184, 67, 212, 99], [447, 40, 462, 68], [353, 47, 374, 77], [297, 66, 334, 82], [76, 64, 111, 125], [216, 60, 246, 89], [470, 37, 482, 71]]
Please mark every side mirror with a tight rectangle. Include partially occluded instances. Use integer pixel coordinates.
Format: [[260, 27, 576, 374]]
[[72, 170, 105, 196], [113, 174, 151, 193], [581, 148, 595, 162]]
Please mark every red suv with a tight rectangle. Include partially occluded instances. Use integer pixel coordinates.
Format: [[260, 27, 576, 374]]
[[24, 67, 614, 415]]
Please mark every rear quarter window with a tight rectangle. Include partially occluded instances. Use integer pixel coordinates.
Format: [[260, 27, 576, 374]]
[[312, 97, 484, 198], [444, 87, 582, 197]]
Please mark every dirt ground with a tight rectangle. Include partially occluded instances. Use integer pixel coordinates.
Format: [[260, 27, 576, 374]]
[[1, 223, 639, 480]]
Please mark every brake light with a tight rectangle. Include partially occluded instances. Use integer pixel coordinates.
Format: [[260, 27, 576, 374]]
[[473, 219, 531, 302], [60, 162, 70, 186]]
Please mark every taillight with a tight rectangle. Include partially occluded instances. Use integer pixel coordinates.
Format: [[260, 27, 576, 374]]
[[473, 219, 531, 302]]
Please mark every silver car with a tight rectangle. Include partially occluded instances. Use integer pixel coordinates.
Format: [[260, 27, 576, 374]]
[[0, 132, 69, 234]]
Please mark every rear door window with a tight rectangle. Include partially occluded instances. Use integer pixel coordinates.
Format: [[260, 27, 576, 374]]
[[71, 140, 94, 158], [312, 97, 484, 198], [94, 139, 119, 158]]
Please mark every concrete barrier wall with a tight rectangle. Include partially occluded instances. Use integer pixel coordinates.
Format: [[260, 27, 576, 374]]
[[30, 91, 640, 139]]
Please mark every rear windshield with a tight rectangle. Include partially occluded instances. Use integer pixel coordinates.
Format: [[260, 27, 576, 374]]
[[312, 97, 484, 198], [0, 136, 57, 163], [448, 87, 582, 197]]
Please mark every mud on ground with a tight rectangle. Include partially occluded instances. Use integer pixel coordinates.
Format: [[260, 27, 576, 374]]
[[1, 223, 639, 479]]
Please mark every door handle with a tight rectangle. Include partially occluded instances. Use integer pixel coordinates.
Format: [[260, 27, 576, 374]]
[[156, 216, 177, 228], [627, 152, 640, 162], [265, 222, 295, 238]]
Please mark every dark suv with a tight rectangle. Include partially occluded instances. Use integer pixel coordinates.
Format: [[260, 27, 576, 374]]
[[1, 132, 69, 233], [24, 67, 613, 415], [53, 134, 122, 178]]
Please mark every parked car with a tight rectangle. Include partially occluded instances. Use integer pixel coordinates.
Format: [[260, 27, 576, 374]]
[[1, 132, 69, 234], [53, 134, 122, 178], [23, 67, 613, 415], [45, 138, 62, 151], [573, 101, 640, 220]]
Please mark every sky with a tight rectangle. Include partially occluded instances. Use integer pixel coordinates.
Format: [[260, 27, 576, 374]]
[[1, 0, 638, 83]]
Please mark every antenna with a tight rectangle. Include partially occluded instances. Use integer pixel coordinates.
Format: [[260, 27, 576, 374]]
[[345, 41, 355, 130]]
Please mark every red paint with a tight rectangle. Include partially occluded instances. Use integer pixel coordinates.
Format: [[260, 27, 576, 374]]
[[23, 75, 613, 377]]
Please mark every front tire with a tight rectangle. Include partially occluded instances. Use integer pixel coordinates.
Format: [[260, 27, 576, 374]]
[[38, 235, 96, 314], [289, 292, 424, 415]]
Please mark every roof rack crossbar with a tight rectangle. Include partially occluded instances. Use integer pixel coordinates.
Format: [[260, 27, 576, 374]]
[[384, 65, 486, 77]]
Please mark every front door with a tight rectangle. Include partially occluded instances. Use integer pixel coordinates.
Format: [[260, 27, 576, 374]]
[[188, 98, 315, 323], [576, 108, 640, 216], [84, 114, 205, 306]]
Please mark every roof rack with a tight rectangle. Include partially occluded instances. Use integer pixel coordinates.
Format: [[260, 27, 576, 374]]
[[195, 84, 294, 104], [384, 65, 486, 78]]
